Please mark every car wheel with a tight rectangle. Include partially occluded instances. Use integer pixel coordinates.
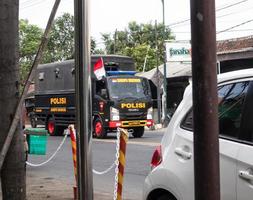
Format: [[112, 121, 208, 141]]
[[132, 127, 144, 138], [93, 118, 107, 138]]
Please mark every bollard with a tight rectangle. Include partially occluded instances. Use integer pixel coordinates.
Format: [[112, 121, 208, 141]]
[[68, 125, 77, 200], [116, 128, 129, 200]]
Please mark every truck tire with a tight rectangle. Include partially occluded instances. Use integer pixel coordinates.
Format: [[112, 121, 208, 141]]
[[93, 118, 107, 138], [132, 127, 144, 138], [47, 117, 64, 136]]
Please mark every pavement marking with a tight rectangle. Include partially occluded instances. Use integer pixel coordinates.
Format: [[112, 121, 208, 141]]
[[93, 139, 160, 147]]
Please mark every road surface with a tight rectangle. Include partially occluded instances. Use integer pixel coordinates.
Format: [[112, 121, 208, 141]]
[[26, 128, 165, 199]]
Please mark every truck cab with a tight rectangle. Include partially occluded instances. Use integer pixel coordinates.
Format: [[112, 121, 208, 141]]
[[93, 73, 153, 138]]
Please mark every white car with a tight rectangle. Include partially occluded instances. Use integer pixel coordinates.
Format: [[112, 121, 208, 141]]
[[143, 69, 253, 200]]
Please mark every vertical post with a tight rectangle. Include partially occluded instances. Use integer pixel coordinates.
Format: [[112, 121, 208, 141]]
[[155, 20, 161, 124], [190, 0, 220, 200], [161, 0, 167, 123], [0, 0, 26, 199], [142, 46, 150, 73], [114, 29, 117, 54], [116, 129, 129, 200], [69, 125, 78, 199], [74, 0, 93, 199]]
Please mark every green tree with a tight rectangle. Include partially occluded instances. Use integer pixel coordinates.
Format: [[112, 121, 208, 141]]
[[19, 13, 98, 83], [19, 19, 43, 83], [42, 13, 98, 62], [91, 37, 104, 54], [101, 21, 175, 71], [43, 13, 75, 63]]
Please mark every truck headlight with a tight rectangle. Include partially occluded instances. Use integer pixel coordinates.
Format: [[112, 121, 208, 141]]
[[110, 107, 120, 121], [147, 107, 153, 120]]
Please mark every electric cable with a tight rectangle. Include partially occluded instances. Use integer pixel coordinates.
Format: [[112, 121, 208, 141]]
[[217, 19, 253, 34], [168, 0, 249, 28]]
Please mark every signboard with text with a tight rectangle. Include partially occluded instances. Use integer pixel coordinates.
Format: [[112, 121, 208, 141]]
[[166, 41, 191, 62]]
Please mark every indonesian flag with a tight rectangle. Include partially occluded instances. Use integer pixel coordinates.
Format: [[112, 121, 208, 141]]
[[94, 57, 106, 80]]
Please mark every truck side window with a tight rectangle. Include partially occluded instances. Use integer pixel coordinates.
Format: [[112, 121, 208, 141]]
[[96, 80, 107, 99]]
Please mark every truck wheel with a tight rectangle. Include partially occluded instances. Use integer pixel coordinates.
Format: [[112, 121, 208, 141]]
[[93, 118, 107, 138], [47, 117, 64, 136], [132, 127, 144, 138]]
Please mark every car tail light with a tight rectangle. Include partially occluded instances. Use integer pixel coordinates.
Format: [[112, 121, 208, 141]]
[[151, 145, 162, 169]]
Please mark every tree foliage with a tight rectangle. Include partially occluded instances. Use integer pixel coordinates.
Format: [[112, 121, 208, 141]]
[[19, 19, 43, 83], [43, 13, 75, 63], [19, 13, 97, 83], [101, 21, 175, 71], [19, 15, 174, 82]]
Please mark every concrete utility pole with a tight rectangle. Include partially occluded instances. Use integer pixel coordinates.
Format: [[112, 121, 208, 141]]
[[190, 0, 220, 200], [161, 0, 167, 124], [114, 29, 117, 54], [0, 0, 26, 199], [74, 0, 93, 199], [155, 20, 161, 124]]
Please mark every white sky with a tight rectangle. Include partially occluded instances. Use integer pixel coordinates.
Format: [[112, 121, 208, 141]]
[[19, 0, 253, 48]]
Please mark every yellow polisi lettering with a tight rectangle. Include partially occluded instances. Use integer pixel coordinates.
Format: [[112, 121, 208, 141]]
[[121, 103, 145, 109], [50, 97, 67, 105]]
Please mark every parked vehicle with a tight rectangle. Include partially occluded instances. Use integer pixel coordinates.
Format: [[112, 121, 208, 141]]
[[143, 68, 253, 200], [31, 55, 153, 137]]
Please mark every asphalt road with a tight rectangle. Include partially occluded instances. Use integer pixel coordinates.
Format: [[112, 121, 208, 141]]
[[26, 128, 165, 199]]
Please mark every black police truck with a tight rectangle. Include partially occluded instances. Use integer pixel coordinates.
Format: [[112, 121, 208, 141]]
[[32, 55, 153, 138]]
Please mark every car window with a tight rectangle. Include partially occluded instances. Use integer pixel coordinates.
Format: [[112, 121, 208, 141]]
[[238, 81, 253, 143], [181, 81, 250, 140], [218, 82, 249, 138]]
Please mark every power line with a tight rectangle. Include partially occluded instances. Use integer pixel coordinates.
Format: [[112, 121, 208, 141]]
[[169, 5, 253, 30], [168, 0, 249, 28], [21, 0, 36, 6], [216, 0, 248, 11], [217, 18, 253, 34], [172, 29, 253, 34], [216, 6, 253, 19], [20, 0, 50, 10]]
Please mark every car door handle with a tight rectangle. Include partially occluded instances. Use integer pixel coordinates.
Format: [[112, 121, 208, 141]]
[[175, 147, 192, 160], [239, 170, 253, 181]]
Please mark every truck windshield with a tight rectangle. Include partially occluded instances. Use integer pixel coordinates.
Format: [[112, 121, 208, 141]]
[[107, 77, 151, 100]]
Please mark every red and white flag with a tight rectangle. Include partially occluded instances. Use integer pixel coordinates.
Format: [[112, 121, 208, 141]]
[[93, 57, 106, 80]]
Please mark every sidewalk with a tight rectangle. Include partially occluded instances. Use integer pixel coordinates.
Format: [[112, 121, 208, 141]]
[[27, 175, 113, 200]]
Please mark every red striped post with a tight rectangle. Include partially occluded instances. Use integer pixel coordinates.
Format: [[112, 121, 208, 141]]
[[69, 125, 77, 199], [117, 128, 129, 200]]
